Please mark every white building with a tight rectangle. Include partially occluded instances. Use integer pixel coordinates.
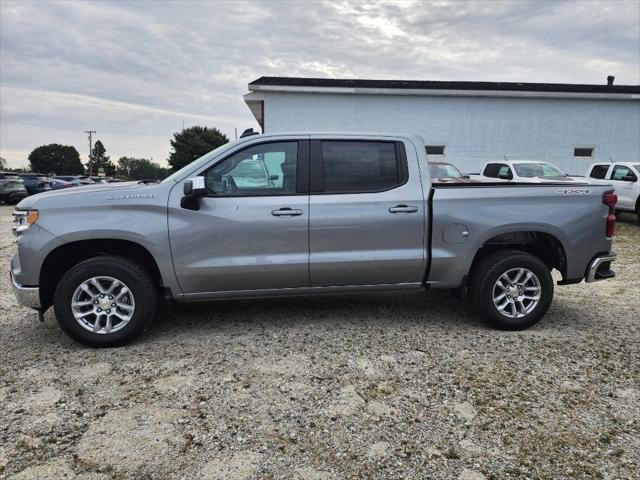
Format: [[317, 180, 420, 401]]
[[244, 76, 640, 175]]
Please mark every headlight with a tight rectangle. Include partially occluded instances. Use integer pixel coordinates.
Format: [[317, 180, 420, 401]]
[[12, 209, 39, 236]]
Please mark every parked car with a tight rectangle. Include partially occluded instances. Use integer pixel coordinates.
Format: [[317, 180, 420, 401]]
[[10, 133, 617, 347], [470, 161, 578, 183], [89, 176, 108, 184], [54, 176, 95, 187], [17, 173, 53, 194], [0, 172, 28, 204], [428, 161, 478, 183], [49, 178, 74, 190], [580, 162, 640, 224]]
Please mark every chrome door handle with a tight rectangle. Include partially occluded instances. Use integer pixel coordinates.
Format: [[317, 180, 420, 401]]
[[271, 208, 303, 217], [389, 205, 418, 213]]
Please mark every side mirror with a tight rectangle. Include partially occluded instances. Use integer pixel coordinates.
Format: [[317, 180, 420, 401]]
[[621, 175, 637, 182], [462, 175, 470, 179], [269, 174, 279, 181], [183, 176, 206, 196], [181, 177, 206, 210]]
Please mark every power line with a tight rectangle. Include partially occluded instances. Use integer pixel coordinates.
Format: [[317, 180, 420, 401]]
[[84, 130, 96, 175]]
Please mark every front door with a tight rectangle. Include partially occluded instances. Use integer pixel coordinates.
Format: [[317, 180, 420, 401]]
[[308, 138, 426, 287], [608, 164, 637, 210], [169, 140, 310, 295]]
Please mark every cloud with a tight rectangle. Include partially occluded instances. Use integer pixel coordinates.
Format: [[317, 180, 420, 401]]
[[1, 0, 638, 168]]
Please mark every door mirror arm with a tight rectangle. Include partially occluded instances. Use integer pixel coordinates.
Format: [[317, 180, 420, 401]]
[[181, 177, 207, 210]]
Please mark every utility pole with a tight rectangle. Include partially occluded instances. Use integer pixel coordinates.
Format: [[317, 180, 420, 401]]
[[84, 130, 96, 175]]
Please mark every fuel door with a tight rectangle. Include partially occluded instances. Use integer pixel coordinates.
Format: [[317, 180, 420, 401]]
[[443, 224, 469, 244]]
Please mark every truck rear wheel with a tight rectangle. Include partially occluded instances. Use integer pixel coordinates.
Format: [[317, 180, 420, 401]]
[[53, 256, 157, 347], [469, 249, 553, 330]]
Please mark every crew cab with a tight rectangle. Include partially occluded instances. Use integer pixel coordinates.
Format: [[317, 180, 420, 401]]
[[470, 160, 577, 183], [10, 133, 617, 347], [582, 162, 639, 224]]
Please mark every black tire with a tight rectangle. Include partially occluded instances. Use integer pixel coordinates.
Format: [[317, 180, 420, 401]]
[[468, 249, 553, 330], [53, 256, 158, 347]]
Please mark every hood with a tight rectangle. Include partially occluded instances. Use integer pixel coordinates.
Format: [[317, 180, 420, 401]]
[[16, 181, 163, 209]]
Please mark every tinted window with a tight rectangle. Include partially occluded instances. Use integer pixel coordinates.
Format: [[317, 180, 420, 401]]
[[589, 165, 609, 179], [483, 163, 508, 178], [204, 142, 297, 196], [321, 141, 401, 193], [611, 165, 637, 181]]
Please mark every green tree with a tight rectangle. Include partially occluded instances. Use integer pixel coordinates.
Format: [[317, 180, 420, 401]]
[[0, 156, 7, 170], [116, 157, 169, 181], [89, 140, 115, 176], [168, 126, 228, 170], [28, 144, 84, 175]]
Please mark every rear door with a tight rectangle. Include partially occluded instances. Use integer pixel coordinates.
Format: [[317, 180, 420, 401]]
[[308, 137, 426, 287]]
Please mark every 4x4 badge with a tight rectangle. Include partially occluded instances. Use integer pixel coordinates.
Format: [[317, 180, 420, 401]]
[[556, 188, 591, 195]]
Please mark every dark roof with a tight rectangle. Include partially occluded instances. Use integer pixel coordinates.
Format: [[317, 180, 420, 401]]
[[250, 76, 640, 94]]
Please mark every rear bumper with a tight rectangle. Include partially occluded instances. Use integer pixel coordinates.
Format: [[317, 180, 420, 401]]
[[585, 253, 616, 283], [10, 271, 41, 309]]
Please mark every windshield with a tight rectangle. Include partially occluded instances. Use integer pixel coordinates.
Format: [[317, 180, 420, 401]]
[[429, 163, 463, 178], [633, 164, 640, 172], [513, 163, 565, 178], [161, 140, 236, 183]]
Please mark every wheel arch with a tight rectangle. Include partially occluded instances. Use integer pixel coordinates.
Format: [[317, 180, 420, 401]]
[[39, 239, 164, 309], [469, 230, 568, 282]]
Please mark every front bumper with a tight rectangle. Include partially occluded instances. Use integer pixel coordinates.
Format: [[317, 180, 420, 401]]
[[10, 270, 41, 309], [585, 253, 616, 283]]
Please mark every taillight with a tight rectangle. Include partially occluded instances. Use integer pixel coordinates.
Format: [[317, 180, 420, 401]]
[[603, 191, 617, 238]]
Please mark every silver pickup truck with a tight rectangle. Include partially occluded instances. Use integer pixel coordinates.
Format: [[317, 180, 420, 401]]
[[10, 133, 617, 347]]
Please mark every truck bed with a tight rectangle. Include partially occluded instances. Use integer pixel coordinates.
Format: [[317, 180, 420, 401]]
[[428, 182, 613, 288]]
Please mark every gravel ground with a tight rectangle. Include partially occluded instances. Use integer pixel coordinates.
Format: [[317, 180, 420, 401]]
[[0, 204, 638, 480]]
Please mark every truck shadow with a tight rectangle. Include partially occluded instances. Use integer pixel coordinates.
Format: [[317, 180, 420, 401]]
[[616, 211, 638, 225], [145, 289, 489, 341]]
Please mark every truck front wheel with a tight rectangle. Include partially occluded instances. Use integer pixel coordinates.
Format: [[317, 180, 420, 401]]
[[469, 249, 553, 330], [53, 256, 158, 347]]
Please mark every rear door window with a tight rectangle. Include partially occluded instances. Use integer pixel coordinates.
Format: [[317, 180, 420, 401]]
[[483, 163, 509, 178], [318, 141, 404, 193], [589, 165, 610, 179]]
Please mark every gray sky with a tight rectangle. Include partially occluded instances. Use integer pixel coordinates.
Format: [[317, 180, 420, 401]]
[[1, 0, 639, 169]]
